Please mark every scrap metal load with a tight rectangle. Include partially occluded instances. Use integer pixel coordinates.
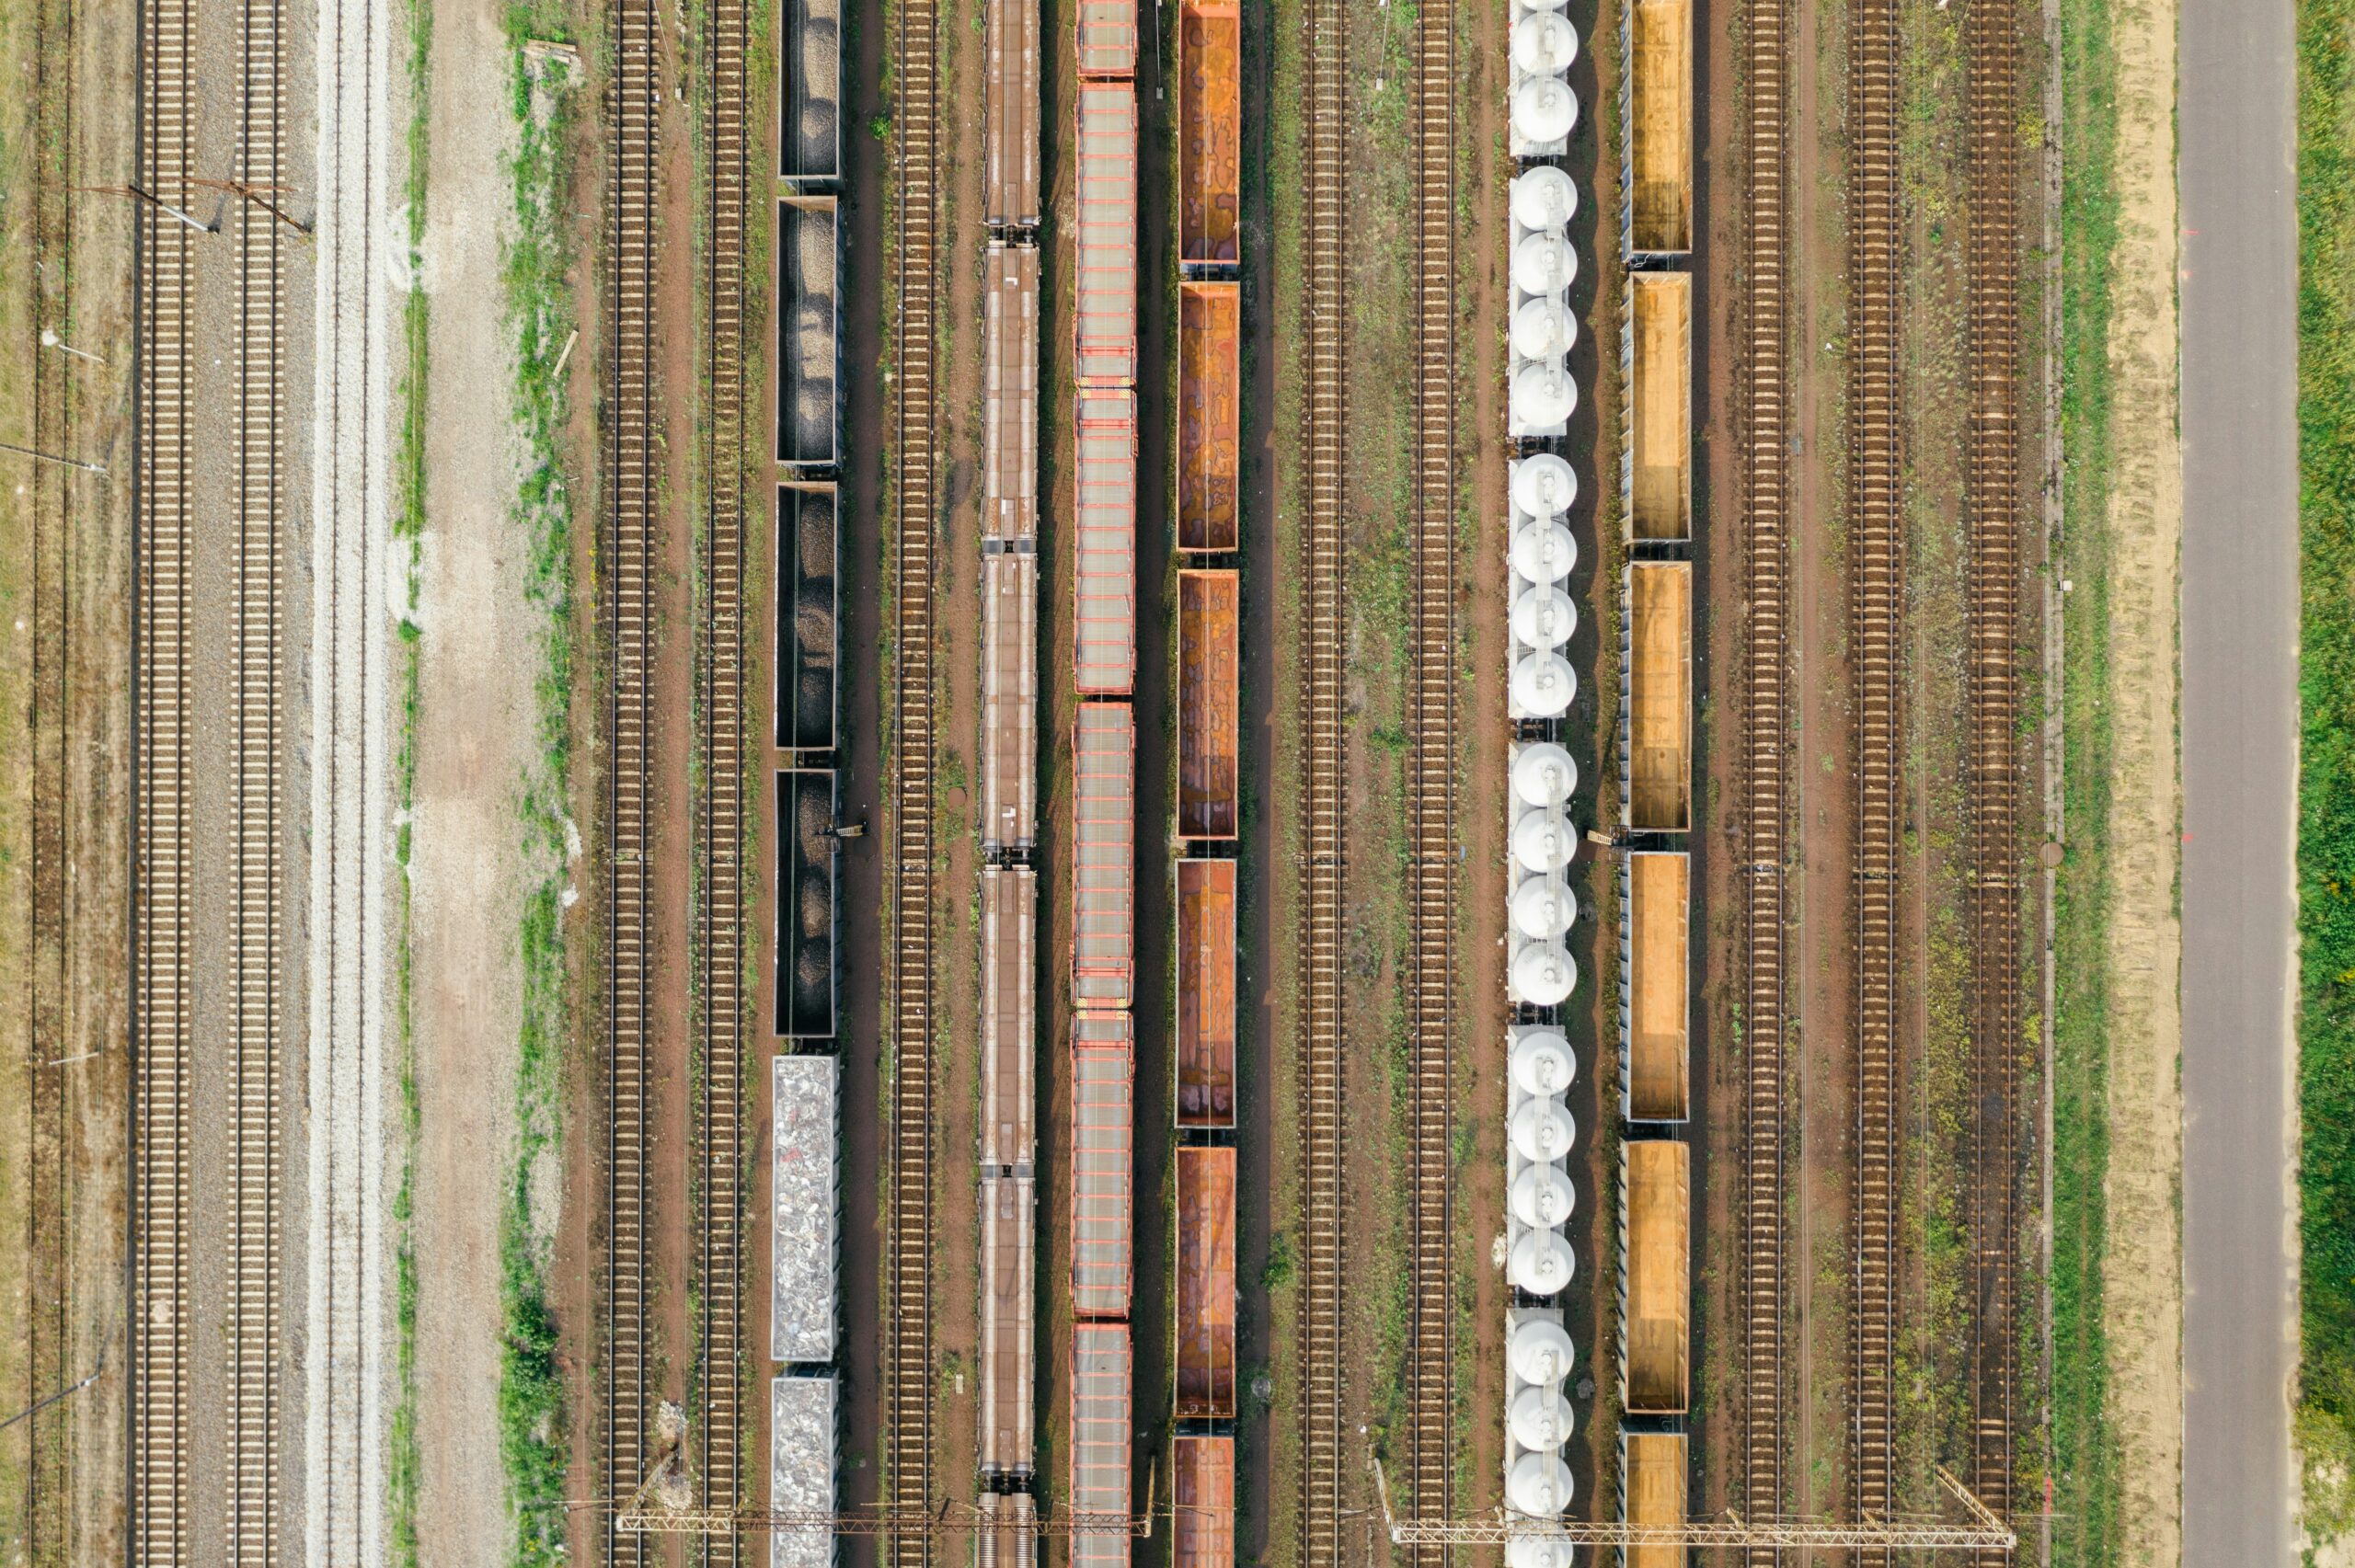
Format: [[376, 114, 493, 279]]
[[1177, 1148, 1238, 1419], [1178, 282, 1240, 551], [772, 1056, 842, 1363], [1178, 0, 1240, 268], [1177, 860, 1237, 1127], [770, 1375, 839, 1568], [769, 1052, 842, 1568], [1175, 1436, 1236, 1568], [1178, 570, 1240, 840], [1170, 0, 1241, 1558]]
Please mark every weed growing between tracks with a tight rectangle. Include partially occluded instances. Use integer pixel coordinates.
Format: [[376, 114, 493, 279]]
[[493, 28, 582, 1565], [2295, 0, 2355, 1542], [1342, 0, 1420, 1480], [2046, 0, 2121, 1557], [390, 0, 435, 1561], [1893, 0, 1978, 1507]]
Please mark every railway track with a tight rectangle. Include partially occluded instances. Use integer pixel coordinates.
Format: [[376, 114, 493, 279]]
[[1404, 0, 1454, 1547], [1296, 0, 1347, 1552], [697, 0, 751, 1547], [887, 0, 941, 1549], [606, 0, 659, 1553], [132, 0, 195, 1551], [1739, 0, 1791, 1551], [1848, 0, 1901, 1554], [27, 0, 73, 1547], [232, 0, 290, 1544], [1963, 0, 2023, 1549]]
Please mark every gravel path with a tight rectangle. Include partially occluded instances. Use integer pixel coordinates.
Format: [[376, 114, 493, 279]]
[[408, 0, 534, 1558], [306, 0, 397, 1558]]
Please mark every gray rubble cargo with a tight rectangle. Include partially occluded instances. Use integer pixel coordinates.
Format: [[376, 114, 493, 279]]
[[770, 1374, 837, 1568], [773, 1054, 840, 1361]]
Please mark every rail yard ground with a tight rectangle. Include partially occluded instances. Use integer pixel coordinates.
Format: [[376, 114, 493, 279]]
[[0, 0, 2268, 1559]]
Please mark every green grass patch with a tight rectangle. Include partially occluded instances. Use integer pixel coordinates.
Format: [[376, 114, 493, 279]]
[[2297, 0, 2355, 1542], [388, 0, 434, 1557], [490, 24, 581, 1565], [2046, 0, 2123, 1557]]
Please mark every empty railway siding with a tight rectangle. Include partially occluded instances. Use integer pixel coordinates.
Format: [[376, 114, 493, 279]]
[[1295, 0, 1347, 1545]]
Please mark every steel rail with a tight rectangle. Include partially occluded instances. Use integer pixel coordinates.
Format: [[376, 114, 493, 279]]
[[605, 0, 660, 1555], [230, 0, 288, 1551], [1847, 0, 1902, 1557], [1297, 0, 1348, 1555], [1963, 1, 2023, 1553], [132, 0, 195, 1550], [888, 0, 943, 1551], [697, 0, 752, 1551], [1405, 0, 1456, 1551], [1740, 0, 1792, 1552]]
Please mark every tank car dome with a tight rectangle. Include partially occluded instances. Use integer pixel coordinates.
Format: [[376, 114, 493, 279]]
[[1511, 875, 1578, 940], [1511, 808, 1576, 875], [1510, 520, 1577, 585], [1508, 1316, 1578, 1386], [1511, 742, 1579, 807], [1510, 165, 1580, 231], [1511, 297, 1577, 361], [1511, 361, 1579, 428], [1512, 452, 1579, 519], [1511, 75, 1580, 144], [1511, 585, 1578, 649], [1511, 940, 1579, 1006], [1511, 11, 1580, 75], [1508, 1385, 1578, 1452], [1511, 231, 1578, 296], [1508, 1229, 1577, 1297], [1511, 1162, 1577, 1230], [1508, 1094, 1575, 1163], [1507, 1453, 1578, 1518], [1509, 1027, 1576, 1094], [1505, 1534, 1576, 1568], [1511, 651, 1578, 717]]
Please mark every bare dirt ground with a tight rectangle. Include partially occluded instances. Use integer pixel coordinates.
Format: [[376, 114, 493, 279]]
[[1450, 0, 1518, 1518], [1789, 0, 1854, 1533], [408, 1, 536, 1558], [0, 0, 137, 1553], [1695, 0, 1740, 1519], [2097, 0, 2185, 1559]]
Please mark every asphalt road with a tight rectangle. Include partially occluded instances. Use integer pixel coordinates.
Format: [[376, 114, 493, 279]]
[[2179, 0, 2302, 1559]]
